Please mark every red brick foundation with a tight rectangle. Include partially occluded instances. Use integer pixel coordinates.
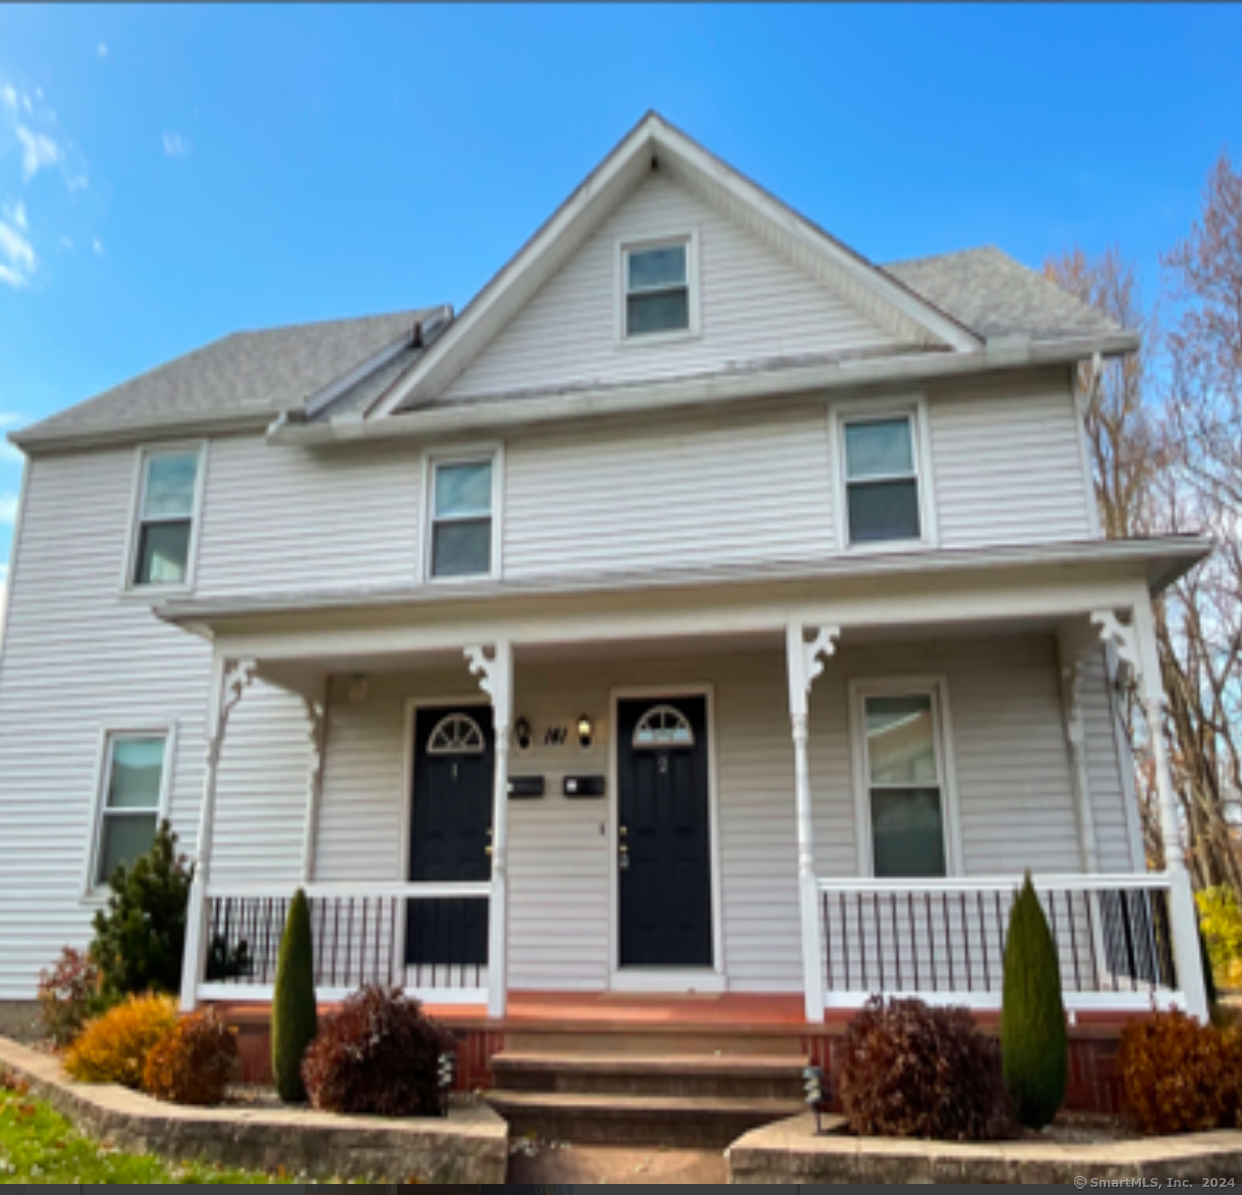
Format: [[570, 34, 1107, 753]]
[[215, 1000, 1140, 1115]]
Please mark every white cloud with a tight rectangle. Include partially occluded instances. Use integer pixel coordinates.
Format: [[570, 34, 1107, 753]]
[[0, 414, 22, 428], [16, 125, 61, 181], [162, 132, 190, 159], [0, 84, 15, 113], [10, 200, 27, 231], [97, 42, 108, 59], [0, 219, 36, 288], [92, 237, 104, 257], [0, 495, 18, 525], [0, 441, 22, 464], [59, 234, 73, 250]]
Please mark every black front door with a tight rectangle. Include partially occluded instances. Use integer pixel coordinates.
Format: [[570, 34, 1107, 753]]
[[405, 705, 492, 968], [617, 695, 713, 967]]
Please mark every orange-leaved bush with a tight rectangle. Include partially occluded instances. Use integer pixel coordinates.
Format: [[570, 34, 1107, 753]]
[[1116, 1007, 1242, 1134], [143, 1007, 238, 1105], [64, 993, 178, 1089]]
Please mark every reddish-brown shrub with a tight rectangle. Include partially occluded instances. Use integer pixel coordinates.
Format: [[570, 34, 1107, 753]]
[[1117, 1008, 1242, 1134], [36, 947, 112, 1047], [142, 1008, 238, 1106], [838, 996, 1015, 1141], [301, 985, 456, 1116]]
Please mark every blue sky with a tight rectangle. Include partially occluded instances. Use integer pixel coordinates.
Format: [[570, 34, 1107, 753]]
[[0, 3, 1239, 607]]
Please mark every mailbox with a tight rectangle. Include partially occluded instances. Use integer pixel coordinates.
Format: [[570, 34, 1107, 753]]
[[563, 775, 606, 798], [507, 775, 545, 799]]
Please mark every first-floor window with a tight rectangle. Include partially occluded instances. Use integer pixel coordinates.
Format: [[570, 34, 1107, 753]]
[[93, 733, 168, 887], [861, 690, 947, 877]]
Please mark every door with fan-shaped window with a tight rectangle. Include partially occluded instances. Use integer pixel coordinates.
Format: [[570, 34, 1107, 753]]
[[405, 705, 493, 968], [617, 695, 712, 967]]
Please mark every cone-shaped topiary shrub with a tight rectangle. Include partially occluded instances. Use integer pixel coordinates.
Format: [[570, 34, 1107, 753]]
[[271, 889, 317, 1103], [1000, 872, 1067, 1128]]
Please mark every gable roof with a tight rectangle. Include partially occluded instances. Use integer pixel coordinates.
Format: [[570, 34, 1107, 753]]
[[883, 246, 1125, 342], [365, 111, 983, 419], [13, 309, 434, 450]]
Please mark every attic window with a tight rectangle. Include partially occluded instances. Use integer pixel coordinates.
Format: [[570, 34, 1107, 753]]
[[621, 234, 698, 339]]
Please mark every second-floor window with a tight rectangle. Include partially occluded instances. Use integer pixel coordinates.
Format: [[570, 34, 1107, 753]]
[[132, 448, 201, 587], [843, 414, 921, 544], [429, 457, 494, 579]]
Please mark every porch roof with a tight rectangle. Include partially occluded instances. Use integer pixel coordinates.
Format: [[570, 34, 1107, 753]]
[[156, 535, 1207, 637]]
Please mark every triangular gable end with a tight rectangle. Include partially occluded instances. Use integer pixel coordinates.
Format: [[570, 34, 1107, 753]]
[[368, 112, 981, 419]]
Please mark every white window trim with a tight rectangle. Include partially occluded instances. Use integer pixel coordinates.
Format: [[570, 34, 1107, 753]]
[[847, 675, 963, 878], [420, 443, 505, 585], [614, 228, 701, 347], [83, 721, 178, 901], [120, 440, 209, 597], [827, 395, 938, 553]]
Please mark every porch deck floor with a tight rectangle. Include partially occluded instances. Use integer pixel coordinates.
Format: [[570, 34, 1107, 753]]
[[427, 990, 809, 1030]]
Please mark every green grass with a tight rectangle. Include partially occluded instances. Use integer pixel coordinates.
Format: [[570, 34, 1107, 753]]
[[0, 1080, 300, 1184]]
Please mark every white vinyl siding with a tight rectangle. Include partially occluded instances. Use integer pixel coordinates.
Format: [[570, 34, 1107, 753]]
[[193, 436, 423, 598], [503, 403, 836, 578], [928, 371, 1094, 547], [442, 172, 899, 402]]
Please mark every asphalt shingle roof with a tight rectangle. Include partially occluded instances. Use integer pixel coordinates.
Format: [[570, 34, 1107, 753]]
[[12, 247, 1129, 447], [14, 309, 430, 446], [883, 246, 1125, 342]]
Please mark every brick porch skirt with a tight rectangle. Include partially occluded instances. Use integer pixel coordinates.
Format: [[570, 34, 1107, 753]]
[[216, 999, 1132, 1115]]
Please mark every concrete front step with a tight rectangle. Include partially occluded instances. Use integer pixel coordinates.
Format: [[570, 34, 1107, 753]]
[[492, 1051, 807, 1099], [486, 1089, 806, 1148]]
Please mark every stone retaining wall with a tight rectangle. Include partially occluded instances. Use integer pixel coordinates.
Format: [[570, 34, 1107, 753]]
[[0, 1036, 507, 1184], [729, 1112, 1242, 1185]]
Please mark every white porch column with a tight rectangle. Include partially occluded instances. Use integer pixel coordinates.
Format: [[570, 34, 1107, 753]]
[[785, 624, 839, 1024], [1094, 605, 1209, 1020], [179, 656, 257, 1012], [1054, 639, 1100, 874], [466, 640, 513, 1019], [299, 684, 329, 882]]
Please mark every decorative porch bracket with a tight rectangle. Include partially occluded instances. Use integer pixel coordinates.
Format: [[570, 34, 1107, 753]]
[[300, 686, 329, 882], [180, 656, 257, 1012], [785, 623, 840, 1023], [1091, 606, 1209, 1021], [465, 640, 513, 1019]]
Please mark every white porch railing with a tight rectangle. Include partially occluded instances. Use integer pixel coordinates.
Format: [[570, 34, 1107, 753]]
[[817, 873, 1181, 1011], [195, 881, 491, 1005]]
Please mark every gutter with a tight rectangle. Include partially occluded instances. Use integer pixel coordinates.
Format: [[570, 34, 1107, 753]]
[[154, 534, 1209, 627], [267, 331, 1141, 448]]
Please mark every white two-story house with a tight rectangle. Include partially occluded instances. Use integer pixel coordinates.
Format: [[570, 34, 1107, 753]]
[[0, 114, 1209, 1122]]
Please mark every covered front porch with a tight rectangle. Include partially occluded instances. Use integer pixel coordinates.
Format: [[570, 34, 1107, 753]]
[[163, 539, 1210, 1025]]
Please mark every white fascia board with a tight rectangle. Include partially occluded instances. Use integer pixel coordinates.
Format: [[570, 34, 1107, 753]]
[[368, 117, 659, 419], [369, 112, 983, 420], [296, 324, 424, 423], [154, 536, 1209, 627], [648, 120, 981, 353], [13, 411, 276, 457], [270, 331, 1140, 451]]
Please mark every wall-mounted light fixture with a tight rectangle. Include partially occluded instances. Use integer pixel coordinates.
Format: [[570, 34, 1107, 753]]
[[576, 714, 594, 750], [514, 715, 532, 752]]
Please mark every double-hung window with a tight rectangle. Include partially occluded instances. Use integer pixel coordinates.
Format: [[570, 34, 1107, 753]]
[[131, 448, 202, 587], [92, 733, 169, 888], [622, 237, 695, 338], [429, 457, 494, 579], [860, 690, 948, 878], [842, 415, 921, 544]]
